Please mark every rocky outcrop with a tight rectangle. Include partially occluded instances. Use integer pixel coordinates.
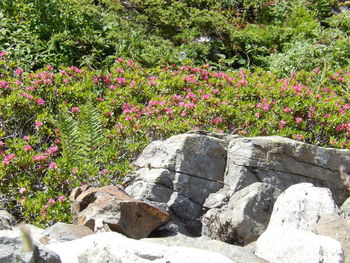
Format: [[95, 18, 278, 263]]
[[255, 183, 343, 263], [0, 210, 16, 230], [341, 197, 350, 219], [202, 182, 282, 245], [313, 214, 350, 263], [125, 132, 236, 235], [224, 136, 349, 205], [46, 232, 235, 263], [70, 185, 170, 239]]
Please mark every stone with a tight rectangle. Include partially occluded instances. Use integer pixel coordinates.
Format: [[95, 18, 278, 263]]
[[70, 185, 170, 239], [40, 222, 93, 244], [125, 132, 231, 235], [341, 197, 350, 219], [313, 214, 350, 263], [225, 136, 349, 205], [0, 210, 16, 230], [202, 183, 282, 245], [144, 233, 268, 263], [0, 229, 61, 263], [46, 232, 235, 263], [255, 183, 344, 263], [266, 183, 340, 231], [255, 227, 344, 263]]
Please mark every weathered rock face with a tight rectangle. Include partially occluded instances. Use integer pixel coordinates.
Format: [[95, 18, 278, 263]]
[[70, 185, 170, 239], [40, 223, 93, 244], [46, 232, 235, 263], [202, 182, 282, 245], [224, 136, 349, 205], [125, 132, 235, 235], [0, 229, 61, 263], [0, 210, 16, 230], [313, 214, 350, 263], [255, 183, 343, 263]]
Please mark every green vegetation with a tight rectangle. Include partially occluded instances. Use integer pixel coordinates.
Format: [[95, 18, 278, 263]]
[[0, 0, 349, 226]]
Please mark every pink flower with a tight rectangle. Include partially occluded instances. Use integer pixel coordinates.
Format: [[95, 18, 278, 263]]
[[294, 134, 303, 140], [0, 141, 5, 147], [48, 162, 58, 169], [46, 65, 54, 71], [19, 188, 28, 195], [283, 107, 292, 113], [35, 121, 43, 127], [101, 169, 109, 175], [255, 113, 261, 118], [32, 154, 46, 161], [15, 68, 23, 75], [211, 117, 223, 125], [71, 107, 80, 113], [295, 117, 303, 124], [0, 51, 7, 57], [23, 136, 30, 141], [36, 98, 45, 105], [58, 196, 66, 202], [48, 198, 55, 205], [46, 146, 59, 155], [116, 57, 124, 62], [97, 97, 104, 102], [24, 145, 32, 152]]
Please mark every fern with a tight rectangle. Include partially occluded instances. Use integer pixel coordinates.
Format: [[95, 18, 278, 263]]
[[57, 102, 103, 173]]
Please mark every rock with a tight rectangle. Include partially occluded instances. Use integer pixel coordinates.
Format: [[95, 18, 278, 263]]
[[313, 214, 350, 263], [255, 183, 344, 263], [0, 229, 61, 263], [225, 136, 349, 205], [125, 132, 232, 235], [70, 185, 170, 239], [0, 210, 16, 230], [341, 197, 350, 219], [40, 222, 93, 244], [266, 183, 340, 230], [46, 231, 235, 263], [202, 183, 282, 245], [256, 228, 344, 263], [144, 233, 268, 263]]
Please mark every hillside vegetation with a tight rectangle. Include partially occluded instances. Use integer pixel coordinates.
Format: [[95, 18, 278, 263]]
[[0, 0, 349, 226]]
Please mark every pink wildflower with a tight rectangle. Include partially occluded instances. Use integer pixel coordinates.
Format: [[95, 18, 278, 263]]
[[48, 198, 55, 205], [101, 169, 109, 175], [71, 107, 80, 113], [19, 188, 28, 195], [15, 68, 23, 75], [48, 162, 58, 169], [0, 141, 5, 147], [36, 98, 45, 105], [294, 134, 303, 140], [283, 107, 292, 113], [58, 196, 66, 202], [23, 136, 30, 141], [35, 121, 43, 127], [295, 117, 303, 124], [24, 145, 32, 152]]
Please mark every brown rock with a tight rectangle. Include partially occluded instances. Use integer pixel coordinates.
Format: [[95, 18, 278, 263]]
[[70, 185, 170, 239], [313, 214, 350, 263]]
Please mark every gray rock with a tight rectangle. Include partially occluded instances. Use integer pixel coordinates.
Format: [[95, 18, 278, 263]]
[[225, 136, 349, 205], [267, 183, 339, 231], [341, 197, 350, 219], [202, 183, 282, 245], [46, 232, 234, 263], [144, 233, 268, 263], [0, 210, 16, 230], [125, 133, 230, 235], [256, 228, 343, 263], [313, 214, 350, 263], [0, 229, 61, 263], [40, 223, 93, 244]]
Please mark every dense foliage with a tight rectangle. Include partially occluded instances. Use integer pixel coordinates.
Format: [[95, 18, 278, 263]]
[[0, 0, 349, 74], [0, 53, 349, 226]]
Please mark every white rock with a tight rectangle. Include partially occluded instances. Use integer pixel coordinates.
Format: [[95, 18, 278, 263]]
[[256, 227, 344, 263], [46, 232, 235, 263]]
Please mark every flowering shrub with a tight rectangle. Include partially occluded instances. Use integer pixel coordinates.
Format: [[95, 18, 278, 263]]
[[0, 53, 349, 226]]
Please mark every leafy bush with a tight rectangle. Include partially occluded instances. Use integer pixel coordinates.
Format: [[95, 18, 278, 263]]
[[0, 53, 349, 226]]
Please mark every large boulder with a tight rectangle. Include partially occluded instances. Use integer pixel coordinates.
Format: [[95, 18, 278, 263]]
[[0, 210, 16, 230], [143, 233, 268, 263], [125, 131, 236, 235], [313, 214, 350, 263], [70, 185, 170, 239], [40, 223, 93, 244], [256, 228, 343, 263], [224, 136, 349, 205], [0, 228, 61, 263], [255, 183, 343, 263], [202, 182, 282, 245], [46, 232, 235, 263]]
